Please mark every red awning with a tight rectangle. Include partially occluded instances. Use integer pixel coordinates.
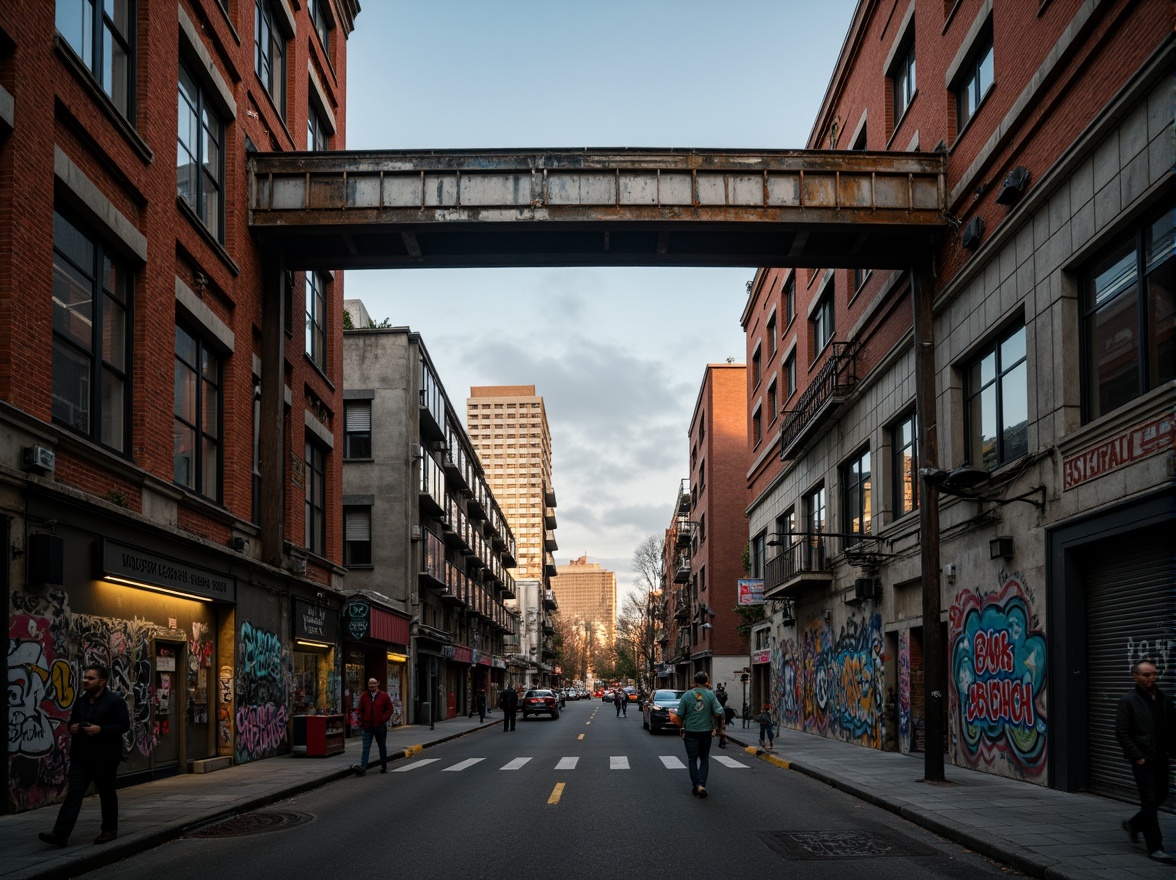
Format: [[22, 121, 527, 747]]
[[452, 644, 473, 664], [370, 607, 410, 644]]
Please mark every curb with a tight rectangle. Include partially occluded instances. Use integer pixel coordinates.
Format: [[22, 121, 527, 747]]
[[14, 721, 499, 880], [725, 732, 1056, 880]]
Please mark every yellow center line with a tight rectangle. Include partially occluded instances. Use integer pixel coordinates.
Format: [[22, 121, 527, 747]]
[[548, 782, 565, 804]]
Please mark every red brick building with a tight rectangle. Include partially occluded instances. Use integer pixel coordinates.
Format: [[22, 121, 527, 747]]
[[659, 364, 748, 697], [744, 0, 1172, 800], [2, 0, 359, 813]]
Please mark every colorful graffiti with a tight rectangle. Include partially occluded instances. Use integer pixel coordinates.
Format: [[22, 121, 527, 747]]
[[897, 630, 911, 754], [234, 622, 289, 762], [949, 572, 1047, 778], [72, 614, 157, 757], [770, 613, 885, 748]]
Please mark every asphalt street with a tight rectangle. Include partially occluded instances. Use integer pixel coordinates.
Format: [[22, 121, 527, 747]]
[[74, 699, 1019, 880]]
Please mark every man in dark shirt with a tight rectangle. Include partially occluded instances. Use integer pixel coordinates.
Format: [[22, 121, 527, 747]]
[[1115, 659, 1176, 864], [500, 685, 519, 732], [38, 664, 130, 847]]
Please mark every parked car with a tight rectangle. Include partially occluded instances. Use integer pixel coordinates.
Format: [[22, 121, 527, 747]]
[[642, 689, 686, 734], [521, 689, 560, 719], [624, 686, 640, 705]]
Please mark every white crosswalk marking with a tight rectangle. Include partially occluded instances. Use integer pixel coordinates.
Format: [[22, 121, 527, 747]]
[[392, 758, 440, 772], [442, 758, 485, 772], [555, 757, 579, 770], [610, 756, 629, 770], [713, 755, 749, 769], [659, 756, 686, 769], [501, 757, 532, 770]]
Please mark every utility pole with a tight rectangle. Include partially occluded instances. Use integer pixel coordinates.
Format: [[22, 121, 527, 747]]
[[913, 257, 946, 783]]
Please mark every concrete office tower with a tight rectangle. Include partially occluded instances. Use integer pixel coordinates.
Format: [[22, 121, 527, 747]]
[[467, 385, 560, 684], [466, 386, 557, 583], [555, 556, 618, 651]]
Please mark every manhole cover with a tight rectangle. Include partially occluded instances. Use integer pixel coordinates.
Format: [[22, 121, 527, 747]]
[[187, 810, 315, 838], [759, 830, 936, 860]]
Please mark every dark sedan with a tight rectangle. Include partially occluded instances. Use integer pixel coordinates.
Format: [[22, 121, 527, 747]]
[[521, 689, 560, 720], [642, 689, 686, 734]]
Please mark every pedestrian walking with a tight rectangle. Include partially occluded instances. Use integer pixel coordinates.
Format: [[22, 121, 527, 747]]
[[354, 677, 394, 775], [474, 688, 487, 723], [500, 685, 519, 731], [1115, 658, 1176, 864], [715, 683, 728, 706], [677, 671, 726, 798], [38, 664, 130, 847], [756, 703, 775, 750], [614, 687, 627, 717]]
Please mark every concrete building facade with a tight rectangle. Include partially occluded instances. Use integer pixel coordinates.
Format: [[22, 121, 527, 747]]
[[744, 0, 1172, 803], [342, 322, 520, 722], [2, 0, 360, 814]]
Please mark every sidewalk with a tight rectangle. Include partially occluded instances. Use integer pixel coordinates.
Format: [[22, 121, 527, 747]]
[[1, 713, 1171, 880], [725, 726, 1175, 879], [0, 713, 499, 880]]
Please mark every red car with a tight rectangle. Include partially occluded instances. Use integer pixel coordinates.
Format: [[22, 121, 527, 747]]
[[521, 689, 560, 720]]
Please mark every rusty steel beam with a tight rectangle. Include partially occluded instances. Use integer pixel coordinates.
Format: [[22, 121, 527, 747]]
[[248, 148, 947, 270]]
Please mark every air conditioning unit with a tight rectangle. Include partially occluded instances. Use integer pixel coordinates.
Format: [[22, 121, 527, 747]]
[[853, 577, 878, 603], [23, 445, 55, 473]]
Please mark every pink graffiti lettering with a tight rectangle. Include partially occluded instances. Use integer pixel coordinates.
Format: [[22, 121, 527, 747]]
[[973, 629, 1014, 675], [966, 678, 1035, 727], [234, 703, 287, 758]]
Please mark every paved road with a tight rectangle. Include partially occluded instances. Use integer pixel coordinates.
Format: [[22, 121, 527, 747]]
[[75, 700, 1017, 880]]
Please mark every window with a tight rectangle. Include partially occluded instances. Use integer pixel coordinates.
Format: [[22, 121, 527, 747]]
[[52, 211, 131, 452], [344, 401, 372, 458], [1082, 205, 1174, 421], [308, 102, 329, 151], [252, 380, 261, 524], [174, 324, 221, 500], [767, 313, 777, 357], [56, 0, 134, 117], [842, 449, 872, 540], [767, 378, 778, 425], [892, 412, 919, 517], [343, 507, 372, 566], [306, 271, 327, 369], [698, 514, 706, 543], [308, 0, 331, 60], [955, 29, 994, 131], [784, 274, 796, 326], [804, 485, 827, 569], [698, 459, 705, 491], [751, 343, 762, 386], [775, 508, 796, 544], [177, 62, 224, 241], [305, 440, 327, 556], [852, 267, 871, 294], [812, 289, 835, 354], [966, 324, 1028, 470], [255, 0, 286, 116], [752, 406, 762, 446], [784, 352, 796, 399], [750, 532, 766, 578], [892, 38, 917, 123]]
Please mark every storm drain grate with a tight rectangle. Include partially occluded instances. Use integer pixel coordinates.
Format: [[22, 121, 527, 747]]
[[186, 810, 315, 838], [759, 830, 936, 860]]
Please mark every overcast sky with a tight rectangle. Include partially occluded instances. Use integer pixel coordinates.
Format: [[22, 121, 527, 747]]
[[343, 0, 858, 606]]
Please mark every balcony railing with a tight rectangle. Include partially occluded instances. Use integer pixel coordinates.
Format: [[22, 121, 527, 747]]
[[673, 554, 690, 583], [676, 478, 690, 514], [674, 518, 696, 548], [763, 536, 834, 599], [780, 340, 860, 460]]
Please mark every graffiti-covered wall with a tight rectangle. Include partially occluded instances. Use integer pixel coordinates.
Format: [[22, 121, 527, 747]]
[[234, 621, 290, 763], [771, 612, 885, 748], [949, 571, 1048, 780]]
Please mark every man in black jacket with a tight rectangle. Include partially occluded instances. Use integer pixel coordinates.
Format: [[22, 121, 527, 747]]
[[1115, 659, 1176, 864], [500, 686, 519, 732], [38, 664, 131, 847]]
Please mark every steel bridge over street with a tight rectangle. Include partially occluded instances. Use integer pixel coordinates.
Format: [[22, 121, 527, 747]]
[[247, 148, 948, 270]]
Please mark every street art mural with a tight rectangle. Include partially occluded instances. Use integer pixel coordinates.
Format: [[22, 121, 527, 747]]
[[949, 572, 1048, 779], [6, 589, 246, 812], [898, 630, 912, 754], [770, 613, 885, 748], [234, 622, 290, 762]]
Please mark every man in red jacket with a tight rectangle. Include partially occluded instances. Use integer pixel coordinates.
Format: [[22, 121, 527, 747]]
[[354, 678, 394, 775]]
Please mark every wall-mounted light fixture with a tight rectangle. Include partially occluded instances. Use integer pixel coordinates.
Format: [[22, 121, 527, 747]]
[[990, 536, 1015, 560], [994, 166, 1030, 205], [961, 216, 985, 249]]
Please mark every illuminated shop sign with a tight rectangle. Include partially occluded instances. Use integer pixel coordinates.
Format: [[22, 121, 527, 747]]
[[98, 539, 237, 602], [294, 599, 338, 644]]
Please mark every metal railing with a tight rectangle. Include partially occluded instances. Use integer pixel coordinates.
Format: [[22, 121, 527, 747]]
[[779, 340, 860, 459]]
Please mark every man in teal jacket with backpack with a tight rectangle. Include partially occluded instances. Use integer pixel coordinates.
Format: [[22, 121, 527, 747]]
[[677, 671, 727, 798]]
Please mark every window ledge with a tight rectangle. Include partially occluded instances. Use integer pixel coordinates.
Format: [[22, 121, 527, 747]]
[[176, 197, 241, 276]]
